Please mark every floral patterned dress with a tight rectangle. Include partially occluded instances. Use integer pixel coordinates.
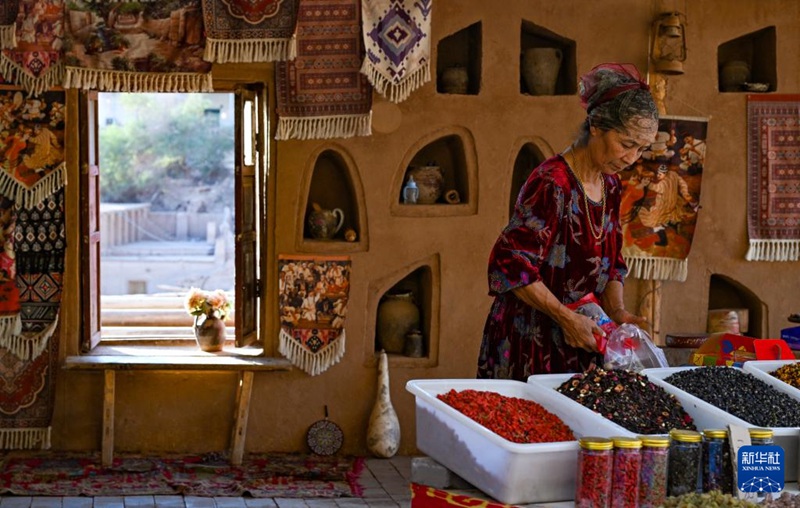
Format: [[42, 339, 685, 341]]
[[476, 155, 628, 380]]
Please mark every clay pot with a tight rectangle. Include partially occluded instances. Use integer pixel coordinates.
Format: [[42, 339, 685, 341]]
[[407, 165, 444, 204], [194, 314, 226, 352], [719, 60, 750, 92], [376, 291, 420, 354], [521, 47, 562, 96], [441, 66, 469, 94], [307, 203, 345, 240], [366, 350, 401, 458]]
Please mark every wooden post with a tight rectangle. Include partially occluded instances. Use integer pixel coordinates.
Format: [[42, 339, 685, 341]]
[[230, 371, 254, 465], [102, 370, 115, 467]]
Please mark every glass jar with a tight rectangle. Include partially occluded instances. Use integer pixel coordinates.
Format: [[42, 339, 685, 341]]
[[749, 427, 775, 446], [576, 437, 613, 508], [703, 429, 733, 494], [639, 435, 670, 508], [611, 437, 642, 508], [668, 429, 702, 496]]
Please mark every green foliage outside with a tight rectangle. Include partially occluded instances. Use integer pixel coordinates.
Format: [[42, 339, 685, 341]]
[[99, 93, 235, 211]]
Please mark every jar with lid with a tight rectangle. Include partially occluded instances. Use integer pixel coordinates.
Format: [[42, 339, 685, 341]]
[[668, 429, 702, 496], [639, 435, 669, 508], [749, 427, 774, 446], [611, 436, 642, 508], [576, 437, 613, 508], [703, 429, 733, 494]]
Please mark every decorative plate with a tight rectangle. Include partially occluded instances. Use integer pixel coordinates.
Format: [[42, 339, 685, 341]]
[[306, 419, 344, 456]]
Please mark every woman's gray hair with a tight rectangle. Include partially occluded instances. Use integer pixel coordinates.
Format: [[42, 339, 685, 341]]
[[575, 67, 658, 146]]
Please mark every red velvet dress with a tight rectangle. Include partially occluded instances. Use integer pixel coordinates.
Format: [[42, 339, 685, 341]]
[[476, 155, 628, 380]]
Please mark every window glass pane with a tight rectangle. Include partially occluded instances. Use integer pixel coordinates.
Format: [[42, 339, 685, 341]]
[[243, 99, 253, 166], [98, 93, 236, 339]]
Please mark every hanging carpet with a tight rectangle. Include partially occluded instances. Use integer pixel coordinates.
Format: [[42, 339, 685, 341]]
[[278, 255, 351, 376], [0, 0, 65, 97], [0, 188, 65, 450], [0, 88, 66, 209], [745, 94, 800, 261], [0, 0, 18, 49], [201, 0, 300, 63], [63, 0, 212, 93], [619, 115, 708, 282], [275, 0, 372, 140], [361, 0, 432, 104]]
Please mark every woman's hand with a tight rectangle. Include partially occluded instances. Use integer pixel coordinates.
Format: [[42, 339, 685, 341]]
[[608, 307, 648, 327], [560, 311, 604, 352]]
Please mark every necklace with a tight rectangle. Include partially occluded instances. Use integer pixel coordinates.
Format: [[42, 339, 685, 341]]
[[564, 150, 607, 241]]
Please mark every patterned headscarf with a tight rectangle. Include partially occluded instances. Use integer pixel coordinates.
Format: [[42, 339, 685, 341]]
[[579, 63, 650, 112]]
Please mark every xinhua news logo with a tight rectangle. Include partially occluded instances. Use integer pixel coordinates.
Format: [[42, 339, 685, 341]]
[[737, 445, 784, 495]]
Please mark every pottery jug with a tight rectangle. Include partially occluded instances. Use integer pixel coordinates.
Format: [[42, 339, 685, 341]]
[[522, 47, 562, 96], [407, 165, 444, 204], [376, 291, 420, 354], [366, 350, 401, 458], [719, 60, 750, 92], [307, 203, 345, 240], [441, 66, 469, 94], [194, 314, 226, 352]]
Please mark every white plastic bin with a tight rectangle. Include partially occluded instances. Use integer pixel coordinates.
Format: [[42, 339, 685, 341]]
[[405, 378, 634, 505]]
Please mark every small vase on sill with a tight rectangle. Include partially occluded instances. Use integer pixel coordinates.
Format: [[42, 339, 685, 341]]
[[194, 314, 226, 352]]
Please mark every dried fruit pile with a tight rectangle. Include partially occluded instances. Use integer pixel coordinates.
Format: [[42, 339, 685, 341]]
[[436, 389, 575, 444]]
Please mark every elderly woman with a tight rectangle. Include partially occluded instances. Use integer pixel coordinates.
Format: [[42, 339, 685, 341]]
[[477, 63, 657, 380]]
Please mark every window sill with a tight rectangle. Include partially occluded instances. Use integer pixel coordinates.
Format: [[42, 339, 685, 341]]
[[64, 343, 294, 372]]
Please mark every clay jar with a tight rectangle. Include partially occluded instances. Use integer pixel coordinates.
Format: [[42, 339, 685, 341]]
[[719, 60, 750, 92], [521, 47, 562, 95], [306, 203, 345, 240], [407, 165, 444, 204], [376, 291, 420, 354], [441, 66, 469, 94], [194, 315, 226, 352]]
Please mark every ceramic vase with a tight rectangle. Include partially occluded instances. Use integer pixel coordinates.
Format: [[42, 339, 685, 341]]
[[719, 60, 750, 92], [441, 66, 469, 94], [407, 165, 444, 204], [376, 291, 420, 354], [521, 47, 562, 96], [307, 204, 345, 240], [194, 314, 226, 352], [367, 350, 401, 458]]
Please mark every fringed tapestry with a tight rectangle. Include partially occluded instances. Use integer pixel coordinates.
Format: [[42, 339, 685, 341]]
[[0, 0, 65, 97], [0, 89, 66, 208], [275, 0, 372, 140], [0, 188, 65, 450], [0, 0, 19, 49], [746, 95, 800, 261], [63, 0, 212, 93], [278, 255, 351, 376], [0, 196, 21, 341], [201, 0, 299, 63], [361, 0, 431, 104], [619, 115, 707, 282]]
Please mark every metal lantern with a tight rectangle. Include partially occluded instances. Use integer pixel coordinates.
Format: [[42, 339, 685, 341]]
[[651, 12, 687, 75]]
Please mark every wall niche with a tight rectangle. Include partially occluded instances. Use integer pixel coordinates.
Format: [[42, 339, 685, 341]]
[[392, 126, 478, 217], [520, 20, 576, 96], [437, 22, 482, 96], [367, 254, 440, 368], [717, 26, 776, 93], [708, 273, 767, 338], [508, 140, 550, 219], [297, 146, 368, 253]]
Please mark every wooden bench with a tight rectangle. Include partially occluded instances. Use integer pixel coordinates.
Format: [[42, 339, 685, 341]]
[[64, 348, 292, 466]]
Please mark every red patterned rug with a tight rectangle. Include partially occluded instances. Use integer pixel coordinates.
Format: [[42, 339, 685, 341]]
[[0, 452, 366, 497], [410, 483, 517, 508], [746, 94, 800, 261]]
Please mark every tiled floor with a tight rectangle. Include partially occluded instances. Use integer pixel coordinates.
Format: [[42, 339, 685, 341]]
[[0, 457, 413, 508]]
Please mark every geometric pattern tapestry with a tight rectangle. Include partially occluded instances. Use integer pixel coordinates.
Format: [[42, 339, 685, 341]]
[[745, 94, 800, 261]]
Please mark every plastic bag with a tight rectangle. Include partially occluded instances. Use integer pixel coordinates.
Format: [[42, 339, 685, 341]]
[[603, 323, 669, 372], [566, 293, 617, 354]]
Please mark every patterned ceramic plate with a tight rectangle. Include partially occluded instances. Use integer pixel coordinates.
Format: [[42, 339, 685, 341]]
[[306, 418, 344, 456]]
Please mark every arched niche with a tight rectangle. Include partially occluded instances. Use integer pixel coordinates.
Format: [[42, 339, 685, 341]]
[[437, 22, 482, 95], [718, 26, 776, 93], [708, 273, 767, 338], [391, 126, 478, 217], [508, 139, 553, 219], [296, 144, 368, 253], [520, 20, 576, 96], [366, 253, 441, 368]]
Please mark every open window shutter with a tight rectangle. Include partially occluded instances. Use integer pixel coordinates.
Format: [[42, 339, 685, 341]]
[[234, 85, 261, 347], [80, 91, 101, 352]]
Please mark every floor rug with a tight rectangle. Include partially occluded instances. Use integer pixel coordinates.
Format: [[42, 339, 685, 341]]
[[0, 452, 366, 498], [410, 483, 517, 508]]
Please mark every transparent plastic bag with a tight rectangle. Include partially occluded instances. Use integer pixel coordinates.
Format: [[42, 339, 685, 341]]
[[603, 323, 669, 372]]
